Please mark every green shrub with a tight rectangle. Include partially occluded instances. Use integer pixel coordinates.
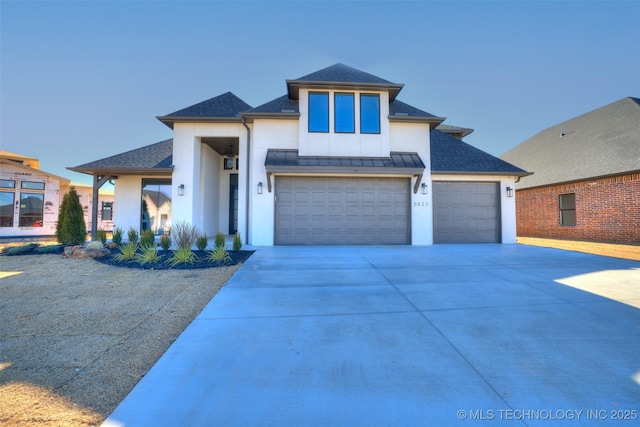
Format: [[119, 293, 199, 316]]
[[113, 242, 138, 261], [2, 243, 39, 255], [214, 231, 225, 248], [140, 229, 155, 248], [206, 245, 231, 263], [135, 244, 161, 265], [159, 233, 172, 251], [233, 232, 242, 252], [127, 227, 139, 244], [166, 246, 197, 267], [96, 229, 107, 244], [34, 244, 64, 254], [196, 234, 208, 251], [172, 220, 199, 250], [112, 227, 123, 244], [56, 186, 87, 245]]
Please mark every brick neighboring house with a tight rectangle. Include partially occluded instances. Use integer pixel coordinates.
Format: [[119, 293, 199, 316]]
[[500, 97, 640, 243]]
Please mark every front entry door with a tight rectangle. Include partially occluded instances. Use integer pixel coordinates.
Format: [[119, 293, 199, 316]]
[[229, 174, 238, 234]]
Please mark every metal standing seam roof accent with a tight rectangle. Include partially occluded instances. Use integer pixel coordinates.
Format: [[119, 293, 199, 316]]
[[264, 149, 425, 172]]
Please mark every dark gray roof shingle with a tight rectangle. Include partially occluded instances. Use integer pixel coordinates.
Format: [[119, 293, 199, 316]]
[[247, 94, 299, 114], [291, 63, 395, 85], [68, 139, 173, 174], [157, 92, 252, 128], [431, 130, 528, 175], [501, 97, 640, 189], [389, 99, 439, 118]]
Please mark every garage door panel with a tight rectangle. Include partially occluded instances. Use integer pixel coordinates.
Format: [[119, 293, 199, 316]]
[[433, 182, 500, 243], [275, 177, 410, 245]]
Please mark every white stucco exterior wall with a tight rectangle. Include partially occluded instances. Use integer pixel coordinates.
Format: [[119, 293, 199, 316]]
[[431, 174, 518, 244], [113, 175, 143, 234]]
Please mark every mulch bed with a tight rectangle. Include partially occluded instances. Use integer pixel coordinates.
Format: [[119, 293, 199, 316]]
[[95, 248, 254, 270]]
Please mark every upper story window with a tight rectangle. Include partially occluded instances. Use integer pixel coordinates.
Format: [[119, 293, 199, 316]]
[[334, 93, 355, 133], [559, 193, 576, 226], [360, 94, 380, 134], [308, 92, 329, 132]]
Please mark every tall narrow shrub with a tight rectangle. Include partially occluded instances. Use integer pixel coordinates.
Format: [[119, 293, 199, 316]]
[[56, 186, 87, 245]]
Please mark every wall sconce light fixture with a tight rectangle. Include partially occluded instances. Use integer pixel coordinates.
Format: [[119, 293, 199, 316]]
[[506, 187, 514, 198], [257, 182, 263, 194], [421, 183, 428, 194], [178, 184, 185, 196]]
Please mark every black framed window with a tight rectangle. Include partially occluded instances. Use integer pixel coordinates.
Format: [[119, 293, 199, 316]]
[[21, 181, 45, 190], [19, 193, 44, 227], [0, 179, 16, 189], [308, 92, 329, 132], [360, 94, 380, 134], [334, 93, 355, 133], [142, 178, 172, 234], [559, 193, 576, 226], [0, 191, 14, 227]]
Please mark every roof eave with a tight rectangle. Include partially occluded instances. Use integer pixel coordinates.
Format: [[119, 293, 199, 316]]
[[67, 166, 174, 176], [156, 116, 243, 129], [240, 112, 300, 123], [432, 170, 533, 177], [286, 80, 405, 101], [516, 169, 639, 190], [389, 115, 446, 130]]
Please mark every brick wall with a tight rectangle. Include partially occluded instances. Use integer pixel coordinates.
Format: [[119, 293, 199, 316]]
[[516, 173, 639, 243]]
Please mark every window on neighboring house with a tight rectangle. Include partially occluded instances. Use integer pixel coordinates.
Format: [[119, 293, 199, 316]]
[[0, 179, 16, 189], [559, 193, 576, 226], [102, 201, 113, 221], [19, 193, 44, 227], [308, 92, 329, 132], [360, 94, 380, 134], [0, 191, 14, 227], [21, 181, 45, 190], [334, 93, 355, 133]]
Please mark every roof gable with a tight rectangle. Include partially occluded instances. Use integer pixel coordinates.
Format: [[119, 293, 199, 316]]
[[430, 130, 529, 176], [157, 92, 252, 128], [501, 97, 640, 189]]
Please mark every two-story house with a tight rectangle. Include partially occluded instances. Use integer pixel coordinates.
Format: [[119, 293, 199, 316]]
[[70, 64, 528, 245]]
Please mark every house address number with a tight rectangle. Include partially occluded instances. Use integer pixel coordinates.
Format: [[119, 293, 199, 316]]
[[413, 202, 429, 207]]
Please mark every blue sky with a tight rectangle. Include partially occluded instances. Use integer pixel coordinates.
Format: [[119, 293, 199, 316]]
[[2, 0, 639, 185]]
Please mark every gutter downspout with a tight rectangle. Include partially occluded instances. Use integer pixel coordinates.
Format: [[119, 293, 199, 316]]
[[241, 117, 250, 245]]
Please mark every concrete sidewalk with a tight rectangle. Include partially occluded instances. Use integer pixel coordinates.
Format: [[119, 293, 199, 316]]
[[103, 245, 640, 426]]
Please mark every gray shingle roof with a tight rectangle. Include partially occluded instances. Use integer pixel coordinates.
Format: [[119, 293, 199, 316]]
[[500, 97, 640, 189], [292, 63, 395, 85], [431, 130, 529, 175], [68, 139, 173, 174], [286, 63, 404, 101], [389, 99, 439, 118], [157, 92, 252, 128], [245, 94, 299, 114]]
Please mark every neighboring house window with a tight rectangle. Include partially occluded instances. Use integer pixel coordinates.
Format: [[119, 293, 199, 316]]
[[334, 93, 355, 133], [0, 191, 14, 227], [102, 201, 113, 221], [360, 94, 380, 134], [19, 181, 45, 227], [142, 179, 172, 234], [308, 92, 329, 132], [559, 193, 576, 226]]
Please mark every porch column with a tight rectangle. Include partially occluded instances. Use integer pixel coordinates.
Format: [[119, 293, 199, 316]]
[[91, 174, 113, 240]]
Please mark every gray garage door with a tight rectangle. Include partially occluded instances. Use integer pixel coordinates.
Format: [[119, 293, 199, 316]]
[[433, 182, 500, 243], [275, 177, 410, 245]]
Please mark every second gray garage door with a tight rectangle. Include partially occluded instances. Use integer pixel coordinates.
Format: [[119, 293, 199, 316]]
[[275, 177, 410, 245], [433, 182, 500, 243]]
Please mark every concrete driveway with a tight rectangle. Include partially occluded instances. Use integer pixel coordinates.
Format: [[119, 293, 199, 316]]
[[104, 245, 640, 426]]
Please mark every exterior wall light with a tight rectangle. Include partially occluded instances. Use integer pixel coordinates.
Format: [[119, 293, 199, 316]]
[[421, 183, 428, 194], [178, 184, 185, 196], [257, 182, 263, 194], [506, 187, 514, 198]]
